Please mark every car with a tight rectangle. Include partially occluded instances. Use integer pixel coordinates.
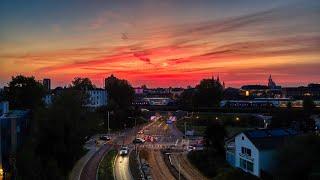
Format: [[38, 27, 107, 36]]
[[99, 135, 111, 141], [132, 138, 145, 144], [137, 130, 144, 134], [119, 146, 129, 156], [187, 145, 196, 152]]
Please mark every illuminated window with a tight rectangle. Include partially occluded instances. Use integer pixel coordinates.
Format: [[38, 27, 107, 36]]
[[245, 91, 250, 96]]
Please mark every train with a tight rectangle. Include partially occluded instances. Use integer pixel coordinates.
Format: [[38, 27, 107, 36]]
[[220, 98, 320, 108]]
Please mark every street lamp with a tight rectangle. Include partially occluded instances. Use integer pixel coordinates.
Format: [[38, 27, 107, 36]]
[[215, 117, 219, 120], [0, 168, 4, 179], [236, 117, 240, 121], [107, 111, 110, 134]]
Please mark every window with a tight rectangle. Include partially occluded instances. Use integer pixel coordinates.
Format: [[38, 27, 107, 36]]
[[240, 158, 254, 172], [247, 161, 254, 172], [241, 147, 251, 156]]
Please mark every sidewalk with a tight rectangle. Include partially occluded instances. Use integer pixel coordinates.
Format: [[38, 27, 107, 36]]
[[69, 146, 100, 180]]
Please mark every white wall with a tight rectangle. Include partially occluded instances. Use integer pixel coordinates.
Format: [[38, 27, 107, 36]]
[[86, 90, 107, 108], [235, 133, 260, 177]]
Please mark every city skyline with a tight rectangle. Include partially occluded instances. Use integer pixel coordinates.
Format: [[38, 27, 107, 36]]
[[1, 0, 320, 88]]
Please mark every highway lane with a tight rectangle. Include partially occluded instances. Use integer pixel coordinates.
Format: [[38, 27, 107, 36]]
[[114, 154, 134, 180], [113, 125, 147, 180]]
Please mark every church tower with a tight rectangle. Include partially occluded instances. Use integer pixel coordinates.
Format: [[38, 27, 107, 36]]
[[268, 75, 276, 89]]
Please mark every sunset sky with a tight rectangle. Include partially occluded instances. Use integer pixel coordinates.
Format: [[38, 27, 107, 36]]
[[0, 0, 320, 88]]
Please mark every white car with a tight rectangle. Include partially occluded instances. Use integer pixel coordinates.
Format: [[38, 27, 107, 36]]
[[119, 146, 129, 156], [187, 145, 196, 152], [133, 138, 146, 144]]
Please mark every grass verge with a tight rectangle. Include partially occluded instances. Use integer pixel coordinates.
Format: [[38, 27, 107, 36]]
[[129, 150, 143, 179], [97, 149, 117, 180]]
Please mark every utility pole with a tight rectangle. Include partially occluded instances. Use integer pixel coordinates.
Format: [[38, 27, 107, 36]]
[[107, 111, 110, 134], [184, 122, 187, 137], [178, 157, 181, 180]]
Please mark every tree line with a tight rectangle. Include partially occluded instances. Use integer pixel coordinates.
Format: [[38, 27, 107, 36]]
[[1, 75, 139, 179]]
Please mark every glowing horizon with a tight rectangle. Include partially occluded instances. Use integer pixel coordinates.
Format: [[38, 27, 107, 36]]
[[1, 0, 320, 88]]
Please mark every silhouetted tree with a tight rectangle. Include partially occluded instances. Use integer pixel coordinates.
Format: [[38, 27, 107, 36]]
[[303, 96, 315, 113], [204, 121, 227, 155], [178, 88, 196, 108], [71, 77, 96, 90], [194, 78, 223, 107], [7, 75, 45, 109], [16, 90, 102, 179], [105, 75, 134, 108], [275, 135, 320, 180]]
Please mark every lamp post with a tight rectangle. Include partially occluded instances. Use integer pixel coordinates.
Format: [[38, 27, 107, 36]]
[[107, 111, 110, 134]]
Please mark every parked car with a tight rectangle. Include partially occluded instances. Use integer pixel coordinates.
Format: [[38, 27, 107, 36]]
[[119, 146, 129, 156], [99, 135, 111, 141], [138, 130, 144, 134], [133, 138, 145, 144]]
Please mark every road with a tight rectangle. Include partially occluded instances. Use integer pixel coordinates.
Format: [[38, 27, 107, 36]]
[[113, 126, 142, 180], [80, 144, 112, 180], [170, 153, 208, 180], [148, 150, 175, 180], [140, 113, 208, 180], [114, 154, 134, 180], [79, 125, 140, 180], [113, 112, 206, 180]]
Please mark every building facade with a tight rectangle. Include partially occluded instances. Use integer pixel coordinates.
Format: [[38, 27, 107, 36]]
[[85, 89, 108, 108], [43, 78, 51, 91], [43, 88, 108, 108], [282, 83, 320, 99], [0, 102, 29, 177], [226, 128, 298, 177]]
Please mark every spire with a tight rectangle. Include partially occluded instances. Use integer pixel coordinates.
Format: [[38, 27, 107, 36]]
[[268, 74, 276, 89], [217, 75, 220, 82]]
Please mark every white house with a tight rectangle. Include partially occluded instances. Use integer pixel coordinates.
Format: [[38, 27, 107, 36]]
[[85, 89, 107, 108], [43, 89, 107, 108], [226, 128, 298, 177]]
